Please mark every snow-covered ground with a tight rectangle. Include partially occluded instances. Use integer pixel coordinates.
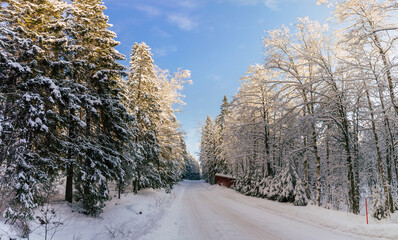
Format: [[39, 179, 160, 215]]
[[143, 181, 396, 240], [1, 180, 398, 239], [0, 186, 177, 240]]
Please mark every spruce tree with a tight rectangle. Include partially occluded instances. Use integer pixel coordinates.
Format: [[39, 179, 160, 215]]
[[200, 96, 230, 185], [126, 42, 161, 192], [0, 0, 73, 229], [183, 153, 201, 180], [215, 96, 230, 175], [200, 116, 217, 184], [68, 0, 131, 215]]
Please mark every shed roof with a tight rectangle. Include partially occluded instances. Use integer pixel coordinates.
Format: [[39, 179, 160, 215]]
[[215, 173, 236, 179]]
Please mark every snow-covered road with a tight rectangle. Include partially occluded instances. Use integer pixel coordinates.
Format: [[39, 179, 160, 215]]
[[3, 180, 394, 239], [143, 181, 382, 240]]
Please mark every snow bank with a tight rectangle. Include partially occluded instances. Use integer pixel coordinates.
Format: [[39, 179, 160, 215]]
[[0, 185, 179, 240], [213, 184, 398, 240]]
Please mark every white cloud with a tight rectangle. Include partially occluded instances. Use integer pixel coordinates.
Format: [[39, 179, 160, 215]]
[[264, 0, 279, 10], [107, 1, 202, 31], [176, 0, 201, 9], [167, 13, 198, 31], [207, 74, 221, 82], [153, 45, 178, 57], [150, 26, 171, 38], [135, 4, 162, 16], [219, 0, 298, 10]]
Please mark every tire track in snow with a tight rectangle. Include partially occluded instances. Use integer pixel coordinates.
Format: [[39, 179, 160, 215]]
[[204, 182, 381, 240], [141, 181, 381, 240], [196, 190, 283, 240]]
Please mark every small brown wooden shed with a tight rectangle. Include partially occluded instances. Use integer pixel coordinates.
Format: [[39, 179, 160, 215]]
[[215, 173, 236, 188]]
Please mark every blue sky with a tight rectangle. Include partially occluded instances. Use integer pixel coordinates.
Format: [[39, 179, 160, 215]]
[[103, 0, 330, 158]]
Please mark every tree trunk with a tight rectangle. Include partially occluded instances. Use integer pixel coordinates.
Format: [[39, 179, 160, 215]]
[[118, 180, 122, 199], [374, 62, 396, 213], [133, 171, 140, 194], [133, 180, 138, 194], [311, 123, 321, 207], [338, 103, 358, 214], [326, 123, 331, 204], [353, 96, 360, 215], [386, 146, 394, 213], [65, 164, 73, 203], [303, 87, 321, 207], [263, 108, 272, 177], [329, 76, 358, 213], [65, 109, 75, 203], [364, 82, 390, 214]]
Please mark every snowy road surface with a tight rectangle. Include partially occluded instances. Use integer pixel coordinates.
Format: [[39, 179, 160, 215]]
[[143, 181, 382, 240], [3, 180, 394, 239]]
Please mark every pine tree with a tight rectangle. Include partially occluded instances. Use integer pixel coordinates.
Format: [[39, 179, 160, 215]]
[[200, 116, 217, 184], [217, 95, 230, 128], [126, 42, 161, 192], [276, 161, 308, 206], [0, 23, 44, 226], [214, 96, 230, 175], [183, 153, 201, 180], [0, 0, 73, 229], [68, 0, 131, 215], [200, 96, 231, 185]]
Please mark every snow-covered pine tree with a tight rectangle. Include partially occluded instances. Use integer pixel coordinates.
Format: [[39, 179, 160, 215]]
[[200, 116, 217, 184], [0, 23, 43, 227], [200, 96, 232, 185], [264, 161, 308, 206], [68, 0, 131, 215], [0, 0, 73, 229], [259, 176, 272, 198], [183, 153, 201, 180], [126, 42, 162, 192], [214, 96, 230, 175]]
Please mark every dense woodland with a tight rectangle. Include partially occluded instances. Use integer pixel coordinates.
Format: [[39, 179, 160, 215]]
[[200, 0, 398, 219], [0, 0, 200, 235]]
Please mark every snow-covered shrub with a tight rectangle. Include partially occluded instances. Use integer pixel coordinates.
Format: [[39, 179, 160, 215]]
[[293, 178, 307, 206], [277, 165, 295, 202], [231, 174, 244, 192], [232, 161, 308, 206], [372, 187, 388, 220], [249, 170, 264, 197], [264, 178, 280, 200], [233, 171, 253, 195], [259, 176, 272, 198], [269, 162, 308, 206]]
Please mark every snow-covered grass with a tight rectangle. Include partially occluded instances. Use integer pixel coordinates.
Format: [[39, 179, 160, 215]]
[[0, 185, 179, 240], [1, 181, 397, 240]]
